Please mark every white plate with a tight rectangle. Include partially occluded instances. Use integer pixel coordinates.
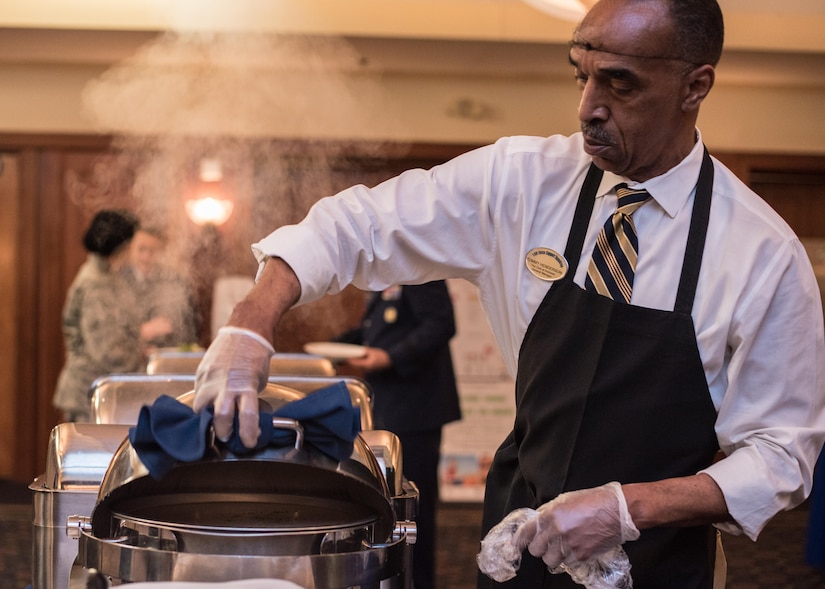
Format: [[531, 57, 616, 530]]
[[303, 341, 367, 362]]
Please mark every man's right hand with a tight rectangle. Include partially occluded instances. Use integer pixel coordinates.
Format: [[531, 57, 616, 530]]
[[193, 326, 275, 448]]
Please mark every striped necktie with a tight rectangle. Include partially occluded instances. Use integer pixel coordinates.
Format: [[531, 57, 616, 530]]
[[585, 184, 651, 303]]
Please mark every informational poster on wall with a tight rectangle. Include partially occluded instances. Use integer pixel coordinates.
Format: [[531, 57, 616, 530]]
[[439, 278, 516, 502]]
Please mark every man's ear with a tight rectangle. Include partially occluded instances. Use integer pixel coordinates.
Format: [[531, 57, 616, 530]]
[[682, 64, 715, 113]]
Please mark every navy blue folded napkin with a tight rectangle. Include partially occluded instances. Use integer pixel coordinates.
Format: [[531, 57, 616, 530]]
[[128, 381, 361, 479]]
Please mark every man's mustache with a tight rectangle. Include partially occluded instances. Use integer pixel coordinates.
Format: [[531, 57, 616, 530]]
[[581, 123, 615, 145]]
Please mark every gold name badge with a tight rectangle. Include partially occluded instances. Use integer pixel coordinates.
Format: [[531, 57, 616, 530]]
[[525, 247, 568, 282]]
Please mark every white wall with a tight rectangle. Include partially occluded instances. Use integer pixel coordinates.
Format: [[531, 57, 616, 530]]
[[2, 60, 824, 155]]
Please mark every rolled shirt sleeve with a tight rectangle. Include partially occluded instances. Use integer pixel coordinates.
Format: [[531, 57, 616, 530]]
[[701, 237, 825, 539], [253, 145, 500, 305]]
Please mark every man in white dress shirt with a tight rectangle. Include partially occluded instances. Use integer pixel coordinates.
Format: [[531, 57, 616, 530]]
[[193, 0, 825, 586]]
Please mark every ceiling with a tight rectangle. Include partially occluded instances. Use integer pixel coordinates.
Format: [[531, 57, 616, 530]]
[[1, 0, 824, 88]]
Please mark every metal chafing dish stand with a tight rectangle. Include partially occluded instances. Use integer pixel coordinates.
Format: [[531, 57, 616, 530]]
[[30, 423, 132, 589], [32, 385, 417, 589]]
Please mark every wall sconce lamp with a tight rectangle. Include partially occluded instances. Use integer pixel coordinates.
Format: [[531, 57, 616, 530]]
[[522, 0, 591, 21], [185, 158, 234, 226], [185, 196, 234, 227]]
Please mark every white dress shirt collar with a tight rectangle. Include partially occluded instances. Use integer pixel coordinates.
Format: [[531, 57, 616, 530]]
[[594, 129, 705, 218]]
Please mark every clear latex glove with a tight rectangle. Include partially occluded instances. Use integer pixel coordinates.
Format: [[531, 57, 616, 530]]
[[514, 482, 640, 568], [553, 546, 634, 589], [193, 326, 274, 448], [477, 507, 539, 582]]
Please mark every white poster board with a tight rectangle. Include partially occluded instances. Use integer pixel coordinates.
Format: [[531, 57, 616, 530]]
[[439, 279, 516, 502]]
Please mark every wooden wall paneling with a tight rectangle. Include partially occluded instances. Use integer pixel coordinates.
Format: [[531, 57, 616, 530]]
[[748, 160, 825, 240], [752, 173, 825, 239], [0, 153, 20, 478], [61, 150, 137, 289], [32, 150, 68, 481], [713, 151, 825, 239], [713, 152, 751, 184], [14, 148, 44, 482]]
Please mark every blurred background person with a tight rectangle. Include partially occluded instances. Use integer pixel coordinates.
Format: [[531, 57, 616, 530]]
[[124, 225, 199, 354], [336, 280, 462, 589], [53, 209, 148, 422]]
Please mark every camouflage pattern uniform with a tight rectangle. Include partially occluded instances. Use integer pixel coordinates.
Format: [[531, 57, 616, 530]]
[[53, 254, 146, 421]]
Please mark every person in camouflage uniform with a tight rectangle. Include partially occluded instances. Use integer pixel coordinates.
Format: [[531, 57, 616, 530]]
[[53, 210, 146, 422]]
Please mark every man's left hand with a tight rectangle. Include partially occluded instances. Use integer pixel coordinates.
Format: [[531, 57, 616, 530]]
[[513, 481, 640, 567]]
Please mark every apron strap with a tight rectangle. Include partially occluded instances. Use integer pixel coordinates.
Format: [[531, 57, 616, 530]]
[[563, 163, 604, 269], [674, 147, 714, 315]]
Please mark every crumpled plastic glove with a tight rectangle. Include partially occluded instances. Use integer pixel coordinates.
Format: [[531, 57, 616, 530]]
[[514, 482, 640, 568], [478, 504, 635, 589], [553, 546, 634, 589], [478, 507, 539, 582], [193, 326, 275, 448]]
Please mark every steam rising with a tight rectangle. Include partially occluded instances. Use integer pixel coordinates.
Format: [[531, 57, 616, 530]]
[[75, 31, 404, 346], [82, 32, 397, 139]]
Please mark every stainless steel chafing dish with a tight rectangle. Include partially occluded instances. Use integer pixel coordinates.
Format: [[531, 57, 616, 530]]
[[30, 422, 131, 589], [32, 379, 417, 589]]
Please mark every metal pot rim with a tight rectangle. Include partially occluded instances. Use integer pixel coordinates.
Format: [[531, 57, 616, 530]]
[[91, 384, 395, 542]]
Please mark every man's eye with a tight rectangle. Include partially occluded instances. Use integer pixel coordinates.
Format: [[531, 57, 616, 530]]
[[610, 81, 635, 94]]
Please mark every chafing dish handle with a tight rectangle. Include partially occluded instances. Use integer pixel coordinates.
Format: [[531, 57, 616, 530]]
[[271, 417, 304, 449]]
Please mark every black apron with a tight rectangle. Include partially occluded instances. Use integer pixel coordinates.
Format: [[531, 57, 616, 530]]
[[480, 150, 720, 589]]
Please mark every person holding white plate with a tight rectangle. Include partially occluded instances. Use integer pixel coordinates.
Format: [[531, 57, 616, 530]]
[[336, 280, 462, 589]]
